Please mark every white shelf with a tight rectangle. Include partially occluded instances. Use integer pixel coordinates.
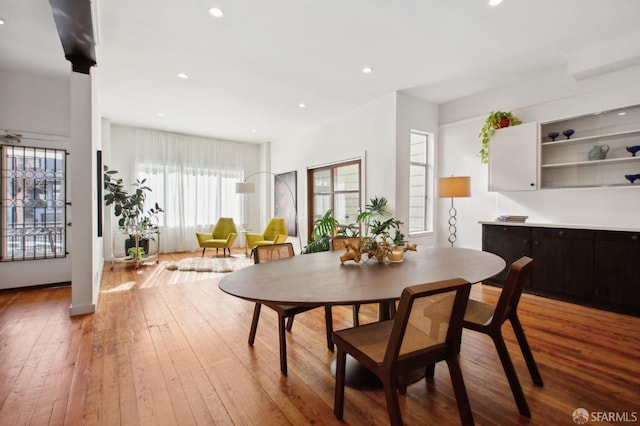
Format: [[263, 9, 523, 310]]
[[539, 104, 640, 188], [541, 156, 640, 169], [542, 129, 640, 146]]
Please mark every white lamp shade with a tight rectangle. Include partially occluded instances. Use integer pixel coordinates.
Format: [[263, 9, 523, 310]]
[[438, 176, 471, 198], [235, 181, 255, 194]]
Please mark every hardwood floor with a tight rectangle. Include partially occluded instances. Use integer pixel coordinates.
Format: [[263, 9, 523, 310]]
[[1, 249, 638, 425]]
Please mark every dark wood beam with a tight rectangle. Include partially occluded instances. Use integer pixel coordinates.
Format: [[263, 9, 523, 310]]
[[48, 0, 97, 74]]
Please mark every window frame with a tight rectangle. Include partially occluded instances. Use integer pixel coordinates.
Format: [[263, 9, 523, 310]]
[[307, 159, 361, 239], [0, 144, 67, 261], [408, 130, 434, 235]]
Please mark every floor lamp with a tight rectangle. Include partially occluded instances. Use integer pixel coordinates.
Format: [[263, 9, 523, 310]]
[[235, 171, 301, 253], [438, 176, 471, 247]]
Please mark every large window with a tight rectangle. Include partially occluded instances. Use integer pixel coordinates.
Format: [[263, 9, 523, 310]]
[[308, 160, 360, 236], [409, 131, 433, 234], [1, 145, 66, 261]]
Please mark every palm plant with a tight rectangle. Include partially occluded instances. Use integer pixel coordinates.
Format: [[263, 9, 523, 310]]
[[301, 209, 339, 254]]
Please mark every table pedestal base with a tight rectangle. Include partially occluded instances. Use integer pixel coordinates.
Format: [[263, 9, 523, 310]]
[[330, 355, 426, 389]]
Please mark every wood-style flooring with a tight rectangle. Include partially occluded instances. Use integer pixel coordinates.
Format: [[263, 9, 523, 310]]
[[0, 249, 638, 425]]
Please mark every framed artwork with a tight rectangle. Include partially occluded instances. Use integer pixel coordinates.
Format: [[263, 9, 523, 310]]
[[275, 171, 297, 236], [97, 150, 103, 237]]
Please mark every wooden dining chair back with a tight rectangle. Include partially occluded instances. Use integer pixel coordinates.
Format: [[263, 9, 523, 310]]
[[249, 243, 334, 375], [254, 242, 295, 263], [462, 256, 543, 418], [333, 278, 474, 426], [330, 237, 361, 251], [330, 237, 364, 326]]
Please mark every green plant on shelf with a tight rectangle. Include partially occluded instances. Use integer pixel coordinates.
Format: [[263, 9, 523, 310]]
[[479, 111, 522, 164], [127, 246, 145, 260]]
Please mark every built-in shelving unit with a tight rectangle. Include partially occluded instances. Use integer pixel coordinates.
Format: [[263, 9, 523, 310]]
[[540, 104, 640, 188]]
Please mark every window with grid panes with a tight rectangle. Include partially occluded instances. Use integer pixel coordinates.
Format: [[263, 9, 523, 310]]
[[409, 131, 433, 234], [308, 160, 360, 237], [1, 145, 67, 261]]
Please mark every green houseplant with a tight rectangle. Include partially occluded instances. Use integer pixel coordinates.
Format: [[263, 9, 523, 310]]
[[301, 209, 340, 254], [479, 111, 522, 164], [103, 166, 163, 253], [356, 196, 404, 261]]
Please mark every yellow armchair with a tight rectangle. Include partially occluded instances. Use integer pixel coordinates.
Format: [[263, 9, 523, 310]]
[[245, 218, 288, 254], [196, 217, 238, 257]]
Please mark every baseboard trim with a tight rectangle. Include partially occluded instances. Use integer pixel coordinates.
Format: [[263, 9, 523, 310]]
[[69, 303, 95, 316]]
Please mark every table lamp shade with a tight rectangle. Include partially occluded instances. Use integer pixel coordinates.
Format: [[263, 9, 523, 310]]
[[235, 181, 255, 194], [438, 176, 471, 198]]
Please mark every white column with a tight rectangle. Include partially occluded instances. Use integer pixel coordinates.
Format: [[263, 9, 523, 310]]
[[69, 70, 96, 316]]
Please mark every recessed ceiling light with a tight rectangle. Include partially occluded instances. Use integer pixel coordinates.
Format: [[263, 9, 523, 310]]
[[177, 73, 189, 79], [157, 113, 165, 117], [0, 19, 5, 25], [618, 112, 627, 116], [298, 103, 306, 109], [208, 7, 224, 18], [362, 67, 373, 74], [489, 0, 503, 6], [251, 129, 257, 133]]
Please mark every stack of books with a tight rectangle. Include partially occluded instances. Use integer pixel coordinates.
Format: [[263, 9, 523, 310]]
[[495, 215, 528, 223]]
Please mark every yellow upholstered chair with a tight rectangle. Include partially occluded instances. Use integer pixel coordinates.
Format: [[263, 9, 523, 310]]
[[245, 218, 288, 254], [195, 217, 238, 257]]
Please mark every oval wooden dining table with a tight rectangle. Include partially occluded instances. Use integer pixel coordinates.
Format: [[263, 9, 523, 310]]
[[219, 246, 506, 386], [219, 246, 505, 307]]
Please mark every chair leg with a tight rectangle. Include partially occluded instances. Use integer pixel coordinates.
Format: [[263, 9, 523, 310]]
[[201, 248, 206, 258], [493, 332, 531, 418], [425, 363, 436, 378], [382, 374, 403, 426], [325, 306, 334, 351], [248, 303, 262, 345], [510, 313, 544, 386], [285, 316, 295, 331], [333, 348, 347, 419], [446, 356, 475, 426], [352, 304, 360, 327], [278, 314, 288, 375], [216, 248, 219, 256]]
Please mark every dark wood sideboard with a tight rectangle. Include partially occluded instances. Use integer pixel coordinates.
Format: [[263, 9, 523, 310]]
[[481, 222, 639, 317]]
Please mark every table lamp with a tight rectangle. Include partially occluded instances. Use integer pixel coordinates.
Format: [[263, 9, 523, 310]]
[[438, 176, 471, 247]]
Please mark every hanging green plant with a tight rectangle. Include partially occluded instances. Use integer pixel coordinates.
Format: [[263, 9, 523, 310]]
[[479, 111, 522, 164]]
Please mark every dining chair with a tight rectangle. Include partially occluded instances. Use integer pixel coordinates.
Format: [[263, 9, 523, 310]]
[[249, 243, 335, 375], [461, 256, 543, 418], [330, 237, 364, 326], [333, 278, 474, 426]]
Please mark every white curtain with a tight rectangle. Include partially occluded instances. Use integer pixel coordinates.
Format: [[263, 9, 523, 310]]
[[133, 129, 259, 252]]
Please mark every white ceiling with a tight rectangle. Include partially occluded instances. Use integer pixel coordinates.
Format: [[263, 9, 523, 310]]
[[2, 0, 640, 143]]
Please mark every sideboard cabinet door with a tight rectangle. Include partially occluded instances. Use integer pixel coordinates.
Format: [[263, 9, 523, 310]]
[[482, 225, 531, 285], [594, 231, 640, 316], [530, 228, 594, 302]]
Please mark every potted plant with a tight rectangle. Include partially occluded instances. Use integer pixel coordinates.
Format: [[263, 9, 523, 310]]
[[355, 196, 405, 262], [301, 209, 340, 254], [103, 166, 164, 254], [479, 111, 522, 163]]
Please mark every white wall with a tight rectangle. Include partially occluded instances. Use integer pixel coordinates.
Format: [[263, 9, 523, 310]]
[[438, 69, 640, 250], [0, 69, 73, 289], [272, 94, 397, 247]]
